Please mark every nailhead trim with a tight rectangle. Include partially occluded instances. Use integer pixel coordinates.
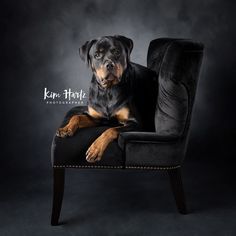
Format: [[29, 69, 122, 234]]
[[53, 165, 124, 169], [126, 165, 181, 170], [53, 165, 180, 170]]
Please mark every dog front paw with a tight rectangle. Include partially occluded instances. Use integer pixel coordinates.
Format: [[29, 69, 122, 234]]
[[56, 126, 74, 138], [86, 141, 104, 163]]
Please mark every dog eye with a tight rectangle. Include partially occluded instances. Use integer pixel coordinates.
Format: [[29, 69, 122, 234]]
[[94, 52, 102, 59], [112, 49, 120, 57]]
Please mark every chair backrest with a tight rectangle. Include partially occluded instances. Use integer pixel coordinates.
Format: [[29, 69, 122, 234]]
[[147, 38, 204, 138], [128, 62, 159, 132]]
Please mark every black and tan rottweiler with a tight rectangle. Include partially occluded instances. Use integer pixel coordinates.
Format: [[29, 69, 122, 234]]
[[56, 35, 142, 163]]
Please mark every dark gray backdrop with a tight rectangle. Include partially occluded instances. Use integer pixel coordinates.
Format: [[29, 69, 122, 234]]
[[2, 0, 236, 175]]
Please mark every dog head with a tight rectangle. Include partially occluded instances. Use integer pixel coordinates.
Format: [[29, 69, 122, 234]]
[[79, 35, 133, 88]]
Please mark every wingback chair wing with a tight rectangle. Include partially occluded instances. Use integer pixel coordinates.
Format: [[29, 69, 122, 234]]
[[51, 38, 204, 226]]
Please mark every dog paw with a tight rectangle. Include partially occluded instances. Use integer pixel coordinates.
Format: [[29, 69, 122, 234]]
[[56, 127, 74, 138], [86, 142, 104, 163]]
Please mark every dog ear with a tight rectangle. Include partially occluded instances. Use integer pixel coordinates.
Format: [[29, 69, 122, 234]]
[[114, 35, 133, 59], [79, 39, 97, 66]]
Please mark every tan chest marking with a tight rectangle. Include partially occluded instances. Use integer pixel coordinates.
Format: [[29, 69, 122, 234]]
[[88, 106, 103, 119], [114, 107, 130, 124]]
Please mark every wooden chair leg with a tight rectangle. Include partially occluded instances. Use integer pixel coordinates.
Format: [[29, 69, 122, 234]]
[[51, 168, 65, 225], [168, 168, 187, 214]]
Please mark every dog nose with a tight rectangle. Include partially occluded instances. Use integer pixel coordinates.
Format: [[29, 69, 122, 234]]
[[106, 62, 114, 71]]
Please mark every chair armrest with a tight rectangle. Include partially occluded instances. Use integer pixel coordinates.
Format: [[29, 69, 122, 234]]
[[118, 131, 184, 166], [118, 131, 179, 149]]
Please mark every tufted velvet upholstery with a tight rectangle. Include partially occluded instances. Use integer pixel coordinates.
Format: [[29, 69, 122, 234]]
[[51, 38, 204, 169], [119, 38, 204, 167], [148, 38, 204, 137]]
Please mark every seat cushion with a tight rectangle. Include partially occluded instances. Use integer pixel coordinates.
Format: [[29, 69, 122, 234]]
[[51, 105, 183, 169], [51, 126, 124, 168], [51, 106, 124, 168]]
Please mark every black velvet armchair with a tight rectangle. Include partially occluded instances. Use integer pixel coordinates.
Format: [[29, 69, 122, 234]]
[[51, 38, 204, 225]]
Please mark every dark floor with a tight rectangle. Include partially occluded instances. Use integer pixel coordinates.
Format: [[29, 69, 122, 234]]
[[1, 159, 236, 236]]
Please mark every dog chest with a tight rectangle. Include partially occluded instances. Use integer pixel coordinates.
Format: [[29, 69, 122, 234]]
[[89, 83, 130, 119]]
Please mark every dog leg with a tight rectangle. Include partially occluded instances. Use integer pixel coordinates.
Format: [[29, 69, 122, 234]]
[[86, 127, 119, 162], [86, 122, 138, 163], [56, 115, 96, 138]]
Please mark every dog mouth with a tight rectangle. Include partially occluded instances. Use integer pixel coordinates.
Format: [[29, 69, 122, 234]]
[[100, 73, 119, 87], [105, 73, 117, 81]]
